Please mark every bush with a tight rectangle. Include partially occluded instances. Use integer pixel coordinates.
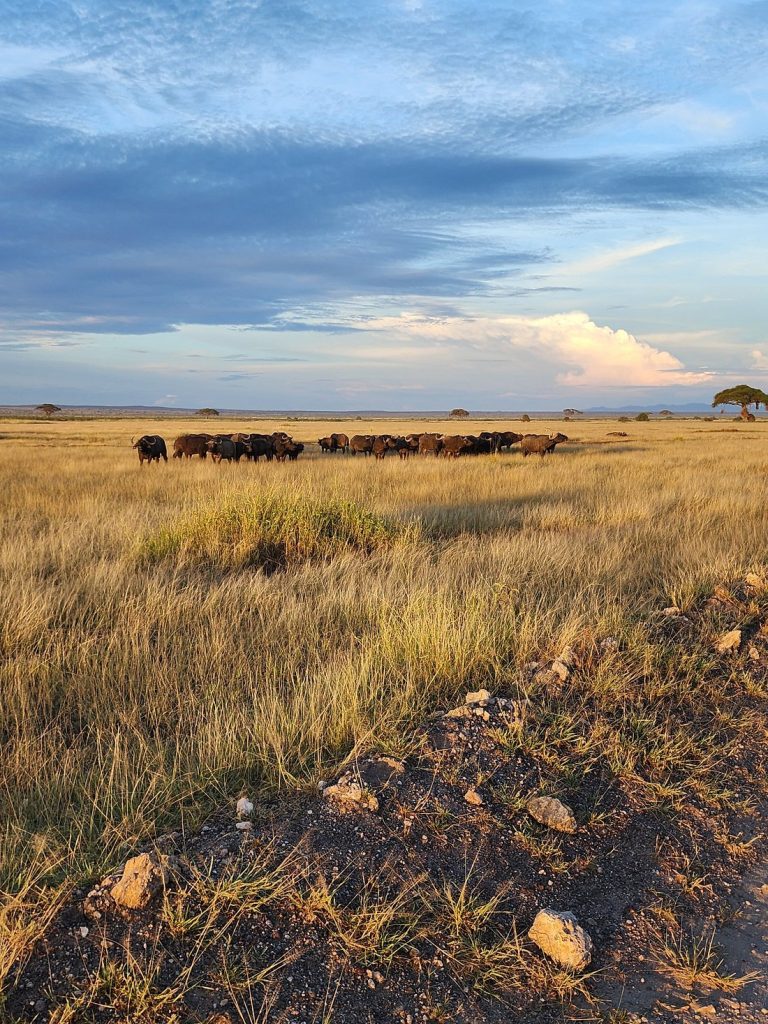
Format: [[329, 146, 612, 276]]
[[521, 414, 531, 423], [618, 416, 630, 423], [138, 494, 413, 572], [635, 412, 650, 422]]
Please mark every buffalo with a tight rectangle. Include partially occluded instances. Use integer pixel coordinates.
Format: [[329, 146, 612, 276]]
[[332, 432, 349, 453], [172, 434, 210, 459], [349, 434, 375, 456], [441, 435, 474, 458], [372, 436, 397, 459], [132, 435, 167, 465], [207, 437, 239, 463], [521, 432, 568, 457], [246, 435, 275, 461], [318, 436, 337, 452], [274, 438, 303, 461], [418, 433, 443, 456]]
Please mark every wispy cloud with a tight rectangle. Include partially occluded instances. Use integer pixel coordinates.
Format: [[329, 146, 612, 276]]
[[0, 0, 766, 405], [563, 237, 682, 275]]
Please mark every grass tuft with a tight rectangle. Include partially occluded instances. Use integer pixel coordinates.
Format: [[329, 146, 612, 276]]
[[136, 492, 412, 571]]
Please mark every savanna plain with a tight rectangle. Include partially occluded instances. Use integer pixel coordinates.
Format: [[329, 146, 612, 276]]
[[1, 415, 768, 1022]]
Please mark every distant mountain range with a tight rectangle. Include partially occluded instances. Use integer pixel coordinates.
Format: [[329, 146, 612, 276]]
[[0, 402, 756, 417]]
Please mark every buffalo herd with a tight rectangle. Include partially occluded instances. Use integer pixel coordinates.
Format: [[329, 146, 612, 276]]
[[132, 429, 569, 466]]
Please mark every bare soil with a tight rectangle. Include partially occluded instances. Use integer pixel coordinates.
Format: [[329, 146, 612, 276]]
[[6, 579, 768, 1023]]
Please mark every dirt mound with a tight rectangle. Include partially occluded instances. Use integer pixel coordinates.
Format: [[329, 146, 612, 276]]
[[5, 577, 768, 1023]]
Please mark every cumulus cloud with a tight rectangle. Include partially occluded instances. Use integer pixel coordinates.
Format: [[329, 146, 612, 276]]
[[358, 310, 712, 389], [751, 349, 768, 371]]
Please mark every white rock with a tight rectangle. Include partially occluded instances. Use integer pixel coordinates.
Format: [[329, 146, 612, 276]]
[[236, 796, 254, 819]]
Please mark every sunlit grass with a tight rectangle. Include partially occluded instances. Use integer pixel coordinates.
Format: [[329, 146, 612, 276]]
[[0, 414, 767, 896]]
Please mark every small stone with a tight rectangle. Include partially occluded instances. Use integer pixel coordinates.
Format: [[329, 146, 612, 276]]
[[464, 787, 484, 806], [716, 629, 742, 654], [662, 606, 682, 616], [236, 796, 254, 819], [528, 908, 593, 970], [235, 821, 253, 831], [445, 706, 470, 719], [527, 796, 577, 833], [110, 852, 173, 910], [551, 660, 570, 682], [749, 646, 760, 661], [465, 689, 492, 706], [322, 775, 379, 812], [78, 926, 89, 938]]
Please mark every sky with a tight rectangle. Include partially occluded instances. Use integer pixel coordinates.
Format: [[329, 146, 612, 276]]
[[1, 0, 767, 411]]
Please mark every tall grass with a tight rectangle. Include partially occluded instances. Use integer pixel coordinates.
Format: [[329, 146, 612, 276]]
[[1, 417, 767, 889], [136, 492, 411, 570]]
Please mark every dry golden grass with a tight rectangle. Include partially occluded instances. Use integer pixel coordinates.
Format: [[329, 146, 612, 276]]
[[1, 413, 767, 895]]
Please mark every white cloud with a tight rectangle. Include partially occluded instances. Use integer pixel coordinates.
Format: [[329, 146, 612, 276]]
[[562, 237, 682, 275], [751, 349, 768, 371], [359, 310, 712, 389]]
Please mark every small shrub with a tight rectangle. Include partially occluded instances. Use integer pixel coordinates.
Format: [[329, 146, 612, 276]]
[[618, 416, 630, 423], [521, 414, 531, 423], [137, 494, 412, 572], [635, 412, 650, 422]]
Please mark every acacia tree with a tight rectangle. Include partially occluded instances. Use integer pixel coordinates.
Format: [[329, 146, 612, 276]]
[[36, 403, 61, 419], [712, 385, 768, 420], [659, 409, 673, 418], [196, 407, 220, 417], [563, 408, 582, 417], [449, 408, 469, 419]]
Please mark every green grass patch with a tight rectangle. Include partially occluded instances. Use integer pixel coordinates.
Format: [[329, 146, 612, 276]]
[[137, 493, 413, 571]]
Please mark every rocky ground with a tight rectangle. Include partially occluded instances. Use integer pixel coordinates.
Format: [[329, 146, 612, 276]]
[[5, 578, 768, 1023]]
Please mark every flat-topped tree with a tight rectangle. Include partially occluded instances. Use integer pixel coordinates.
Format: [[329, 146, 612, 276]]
[[659, 410, 673, 418], [712, 385, 768, 420], [36, 403, 61, 419], [196, 408, 220, 417], [563, 408, 582, 417], [449, 408, 469, 419]]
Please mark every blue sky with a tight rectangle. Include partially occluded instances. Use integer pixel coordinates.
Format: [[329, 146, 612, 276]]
[[1, 0, 767, 410]]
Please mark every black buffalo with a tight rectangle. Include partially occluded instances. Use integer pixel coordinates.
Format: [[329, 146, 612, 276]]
[[132, 435, 167, 465]]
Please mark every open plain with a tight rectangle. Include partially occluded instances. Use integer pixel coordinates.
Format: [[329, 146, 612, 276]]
[[1, 414, 767, 1022]]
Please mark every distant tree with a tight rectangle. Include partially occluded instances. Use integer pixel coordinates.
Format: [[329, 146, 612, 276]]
[[563, 408, 582, 417], [196, 407, 220, 417], [449, 408, 469, 419], [712, 385, 768, 420], [635, 412, 650, 422], [618, 416, 630, 423], [35, 403, 61, 419], [659, 410, 673, 418], [521, 414, 531, 423]]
